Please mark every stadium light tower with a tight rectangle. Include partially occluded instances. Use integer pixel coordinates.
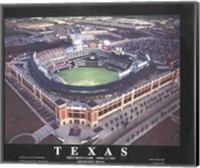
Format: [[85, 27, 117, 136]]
[[103, 40, 111, 50], [103, 40, 111, 46], [74, 39, 82, 45]]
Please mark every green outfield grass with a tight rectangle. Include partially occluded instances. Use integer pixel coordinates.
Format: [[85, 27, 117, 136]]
[[58, 67, 119, 86]]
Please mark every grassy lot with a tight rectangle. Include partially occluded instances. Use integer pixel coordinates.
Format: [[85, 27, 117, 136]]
[[4, 84, 44, 143], [58, 67, 119, 86]]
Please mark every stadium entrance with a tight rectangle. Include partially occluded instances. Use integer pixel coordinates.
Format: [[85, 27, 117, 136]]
[[74, 120, 80, 124]]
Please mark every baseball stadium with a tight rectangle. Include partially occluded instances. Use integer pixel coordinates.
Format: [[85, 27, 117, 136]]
[[6, 43, 179, 127], [5, 16, 180, 144]]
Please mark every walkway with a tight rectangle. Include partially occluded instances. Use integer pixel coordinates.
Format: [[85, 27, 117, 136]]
[[32, 125, 54, 143]]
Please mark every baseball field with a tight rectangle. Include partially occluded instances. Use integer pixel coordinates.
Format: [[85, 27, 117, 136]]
[[57, 67, 119, 86]]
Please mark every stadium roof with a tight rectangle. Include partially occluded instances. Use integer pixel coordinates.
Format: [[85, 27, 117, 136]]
[[55, 98, 66, 106], [87, 100, 98, 107]]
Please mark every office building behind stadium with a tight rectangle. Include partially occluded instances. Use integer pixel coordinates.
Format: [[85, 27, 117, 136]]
[[5, 44, 180, 128]]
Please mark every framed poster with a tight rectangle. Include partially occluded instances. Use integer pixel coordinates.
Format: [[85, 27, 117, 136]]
[[1, 2, 199, 166]]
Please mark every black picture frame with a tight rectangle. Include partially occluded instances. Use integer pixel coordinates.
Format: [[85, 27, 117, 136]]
[[1, 2, 199, 166]]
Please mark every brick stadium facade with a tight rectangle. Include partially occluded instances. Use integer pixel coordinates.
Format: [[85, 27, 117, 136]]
[[6, 61, 180, 128]]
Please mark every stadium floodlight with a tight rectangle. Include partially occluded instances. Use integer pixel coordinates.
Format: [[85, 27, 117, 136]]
[[103, 40, 111, 46], [98, 43, 103, 48], [146, 54, 151, 61], [74, 39, 82, 45]]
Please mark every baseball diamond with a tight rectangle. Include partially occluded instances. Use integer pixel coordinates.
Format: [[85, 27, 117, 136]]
[[57, 67, 119, 86]]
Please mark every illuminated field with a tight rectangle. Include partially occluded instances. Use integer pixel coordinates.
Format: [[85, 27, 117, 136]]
[[57, 67, 119, 86]]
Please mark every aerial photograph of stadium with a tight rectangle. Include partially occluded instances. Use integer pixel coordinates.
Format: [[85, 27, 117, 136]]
[[4, 16, 180, 145]]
